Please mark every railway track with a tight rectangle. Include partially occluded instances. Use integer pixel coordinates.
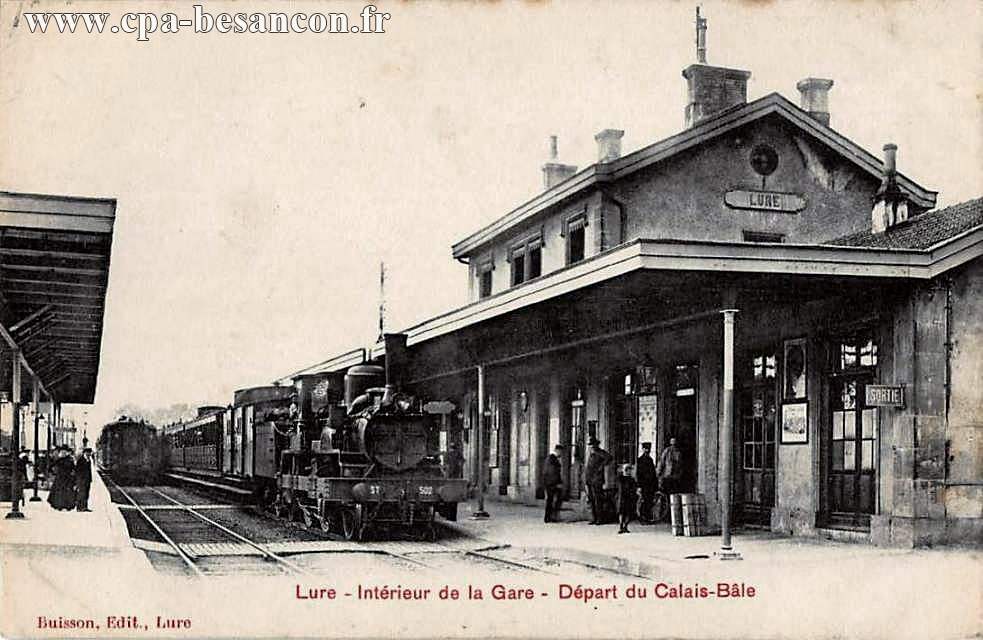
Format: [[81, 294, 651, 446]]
[[107, 477, 310, 577]]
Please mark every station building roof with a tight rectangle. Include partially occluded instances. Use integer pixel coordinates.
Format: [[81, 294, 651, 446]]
[[0, 191, 116, 404], [278, 89, 977, 380], [828, 197, 983, 250], [451, 92, 939, 260]]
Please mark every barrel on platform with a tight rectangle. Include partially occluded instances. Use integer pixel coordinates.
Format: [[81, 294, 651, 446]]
[[681, 493, 707, 537], [669, 493, 707, 537], [670, 493, 683, 536]]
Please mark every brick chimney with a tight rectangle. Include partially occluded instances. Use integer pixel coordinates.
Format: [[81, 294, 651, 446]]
[[594, 129, 624, 163], [681, 10, 751, 128], [682, 65, 751, 128], [871, 143, 909, 233], [542, 135, 577, 189], [797, 78, 834, 126]]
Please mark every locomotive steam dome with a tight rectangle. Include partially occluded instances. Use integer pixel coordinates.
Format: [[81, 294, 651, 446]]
[[344, 364, 385, 408]]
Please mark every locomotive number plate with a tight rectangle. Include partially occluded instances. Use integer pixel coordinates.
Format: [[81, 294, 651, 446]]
[[367, 484, 383, 496], [417, 485, 434, 497]]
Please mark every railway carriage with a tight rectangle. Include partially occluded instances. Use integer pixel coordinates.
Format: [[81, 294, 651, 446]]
[[162, 406, 224, 475], [96, 418, 164, 484]]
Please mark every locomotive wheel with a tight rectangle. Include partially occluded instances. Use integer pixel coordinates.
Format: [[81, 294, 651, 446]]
[[323, 507, 340, 534], [274, 490, 293, 519]]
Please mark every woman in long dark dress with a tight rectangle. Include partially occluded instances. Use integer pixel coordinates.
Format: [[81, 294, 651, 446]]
[[47, 446, 76, 511]]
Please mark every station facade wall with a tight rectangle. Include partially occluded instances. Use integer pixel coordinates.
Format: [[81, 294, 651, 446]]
[[438, 264, 983, 547]]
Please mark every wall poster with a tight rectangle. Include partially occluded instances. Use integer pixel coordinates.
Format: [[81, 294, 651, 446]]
[[637, 393, 658, 456], [781, 402, 809, 444]]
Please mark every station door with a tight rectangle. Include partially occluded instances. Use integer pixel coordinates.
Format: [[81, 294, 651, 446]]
[[737, 353, 776, 526]]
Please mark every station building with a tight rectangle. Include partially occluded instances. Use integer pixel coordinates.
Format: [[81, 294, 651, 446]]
[[289, 57, 982, 547], [0, 191, 116, 514]]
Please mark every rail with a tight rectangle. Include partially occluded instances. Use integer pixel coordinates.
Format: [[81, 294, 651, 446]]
[[106, 477, 204, 577], [148, 487, 311, 576]]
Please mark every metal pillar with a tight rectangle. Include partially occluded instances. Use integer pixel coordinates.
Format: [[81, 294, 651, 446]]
[[29, 378, 41, 501], [471, 364, 489, 519], [6, 352, 25, 519], [46, 402, 55, 474], [719, 309, 741, 560]]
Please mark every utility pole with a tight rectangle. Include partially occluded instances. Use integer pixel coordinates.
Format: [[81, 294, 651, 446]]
[[378, 261, 386, 342]]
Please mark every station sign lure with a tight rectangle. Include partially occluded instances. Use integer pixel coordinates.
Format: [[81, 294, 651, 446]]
[[725, 190, 806, 213]]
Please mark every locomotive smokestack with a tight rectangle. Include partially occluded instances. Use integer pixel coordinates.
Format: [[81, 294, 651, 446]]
[[383, 333, 409, 389]]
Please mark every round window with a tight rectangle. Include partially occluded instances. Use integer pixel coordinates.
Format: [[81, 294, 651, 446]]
[[750, 144, 779, 176]]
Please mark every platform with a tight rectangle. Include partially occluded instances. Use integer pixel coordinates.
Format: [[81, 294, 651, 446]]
[[0, 470, 157, 634], [0, 471, 134, 548]]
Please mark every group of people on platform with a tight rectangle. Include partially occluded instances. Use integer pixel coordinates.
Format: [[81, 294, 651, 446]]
[[541, 436, 682, 534], [11, 445, 93, 512]]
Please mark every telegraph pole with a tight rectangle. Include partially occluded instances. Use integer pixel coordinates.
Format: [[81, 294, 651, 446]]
[[378, 261, 386, 342]]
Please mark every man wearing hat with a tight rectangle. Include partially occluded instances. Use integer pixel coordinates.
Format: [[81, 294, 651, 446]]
[[635, 442, 657, 522], [656, 437, 683, 496], [584, 437, 613, 525], [541, 444, 564, 523], [12, 447, 30, 507], [74, 447, 93, 512]]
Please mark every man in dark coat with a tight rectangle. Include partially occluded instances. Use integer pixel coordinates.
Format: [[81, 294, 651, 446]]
[[584, 437, 612, 525], [47, 446, 76, 511], [13, 448, 30, 507], [656, 437, 683, 496], [75, 448, 93, 511], [635, 442, 657, 522], [541, 444, 564, 523]]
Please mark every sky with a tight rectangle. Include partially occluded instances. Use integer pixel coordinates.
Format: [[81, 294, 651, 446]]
[[1, 0, 980, 438]]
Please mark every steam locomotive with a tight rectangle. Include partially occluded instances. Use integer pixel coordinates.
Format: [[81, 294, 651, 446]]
[[162, 338, 468, 540], [97, 418, 165, 484]]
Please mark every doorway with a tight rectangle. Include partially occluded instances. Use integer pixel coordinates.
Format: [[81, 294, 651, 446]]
[[823, 334, 879, 529], [737, 352, 777, 525], [564, 386, 585, 499], [666, 364, 698, 493], [610, 372, 637, 466]]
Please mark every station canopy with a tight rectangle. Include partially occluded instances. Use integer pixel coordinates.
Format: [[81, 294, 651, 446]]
[[0, 192, 116, 404]]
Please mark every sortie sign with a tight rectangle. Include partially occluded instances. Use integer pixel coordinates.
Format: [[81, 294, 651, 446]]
[[865, 384, 905, 408], [725, 190, 806, 213]]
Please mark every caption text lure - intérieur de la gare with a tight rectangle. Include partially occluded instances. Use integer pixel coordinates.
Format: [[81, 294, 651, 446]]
[[295, 582, 757, 603]]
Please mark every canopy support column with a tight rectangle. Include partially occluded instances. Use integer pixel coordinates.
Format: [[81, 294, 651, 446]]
[[29, 378, 41, 502], [6, 351, 25, 519], [719, 308, 741, 560], [471, 364, 490, 519]]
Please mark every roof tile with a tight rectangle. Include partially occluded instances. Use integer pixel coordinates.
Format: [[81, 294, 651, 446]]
[[826, 197, 983, 250]]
